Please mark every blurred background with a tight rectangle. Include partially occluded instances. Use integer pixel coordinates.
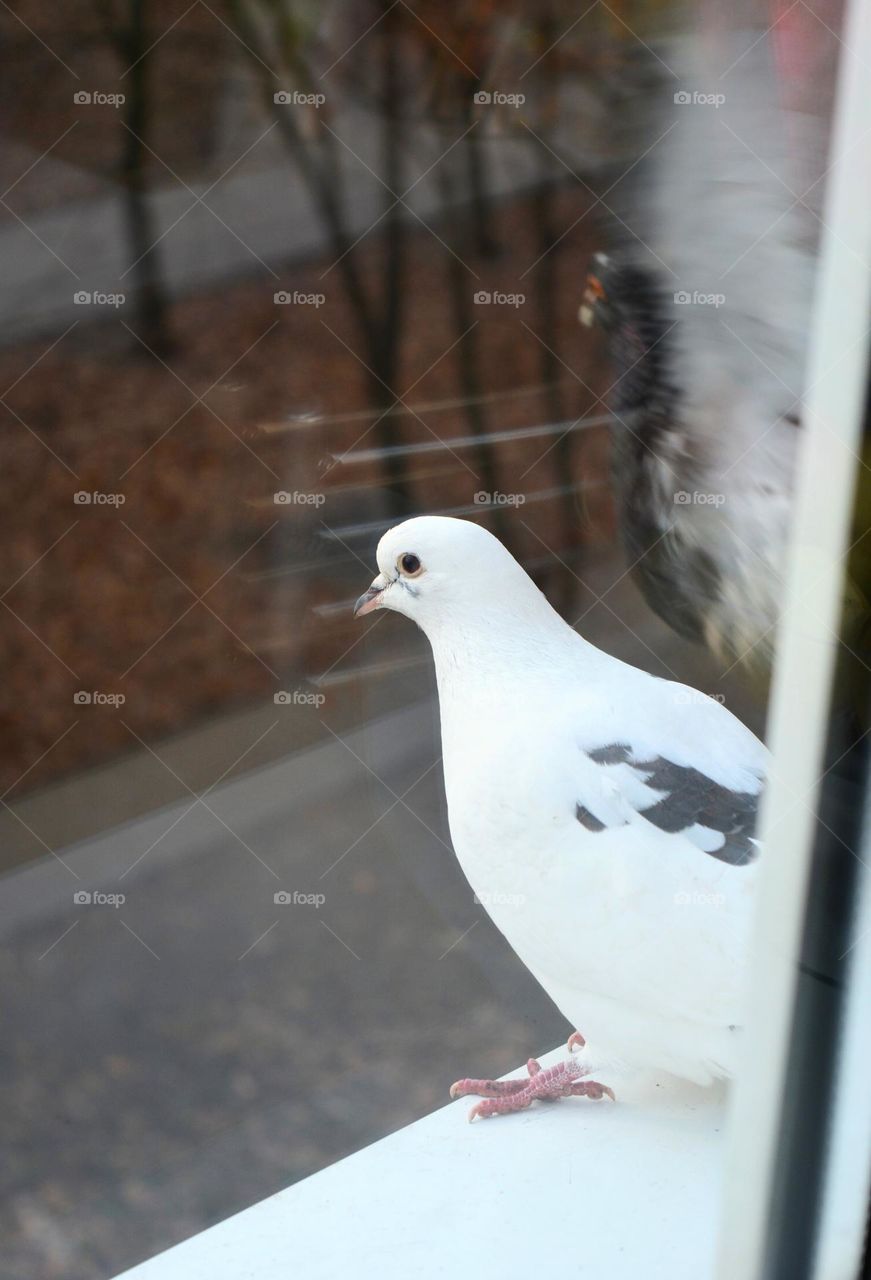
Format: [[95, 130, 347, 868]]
[[0, 2, 852, 1277]]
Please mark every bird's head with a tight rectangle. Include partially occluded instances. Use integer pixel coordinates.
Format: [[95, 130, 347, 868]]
[[353, 515, 549, 637]]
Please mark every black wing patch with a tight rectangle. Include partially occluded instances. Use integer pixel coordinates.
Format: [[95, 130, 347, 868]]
[[575, 804, 607, 832], [581, 743, 760, 866], [588, 744, 633, 766]]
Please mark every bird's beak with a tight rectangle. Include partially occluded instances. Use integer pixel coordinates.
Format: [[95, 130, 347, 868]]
[[354, 573, 388, 618]]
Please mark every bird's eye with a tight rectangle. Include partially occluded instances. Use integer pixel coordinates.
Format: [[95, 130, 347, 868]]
[[398, 552, 422, 576]]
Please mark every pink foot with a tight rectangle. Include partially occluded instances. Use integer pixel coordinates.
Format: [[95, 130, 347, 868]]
[[450, 1055, 615, 1121], [567, 1030, 586, 1053]]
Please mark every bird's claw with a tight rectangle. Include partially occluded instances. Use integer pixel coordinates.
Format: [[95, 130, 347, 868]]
[[449, 1071, 531, 1100], [451, 1052, 615, 1119]]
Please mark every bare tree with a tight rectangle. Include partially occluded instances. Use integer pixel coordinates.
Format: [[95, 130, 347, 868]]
[[95, 0, 174, 355], [225, 0, 411, 500]]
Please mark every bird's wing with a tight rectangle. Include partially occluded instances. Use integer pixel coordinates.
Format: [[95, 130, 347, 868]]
[[543, 692, 766, 1042], [564, 669, 768, 860], [576, 741, 762, 867], [444, 680, 766, 1056]]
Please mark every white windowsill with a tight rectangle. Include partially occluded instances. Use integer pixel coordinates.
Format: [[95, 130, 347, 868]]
[[113, 1046, 726, 1280]]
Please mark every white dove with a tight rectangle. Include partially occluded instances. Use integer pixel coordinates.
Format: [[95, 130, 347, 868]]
[[354, 516, 767, 1118]]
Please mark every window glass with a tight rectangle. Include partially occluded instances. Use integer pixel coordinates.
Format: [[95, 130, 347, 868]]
[[0, 4, 843, 1276]]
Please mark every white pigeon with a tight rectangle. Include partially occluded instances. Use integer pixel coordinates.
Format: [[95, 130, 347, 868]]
[[355, 516, 768, 1118]]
